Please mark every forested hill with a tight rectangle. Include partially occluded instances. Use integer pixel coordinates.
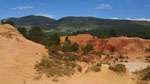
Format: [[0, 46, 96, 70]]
[[4, 15, 56, 29], [3, 15, 150, 34], [50, 16, 150, 34]]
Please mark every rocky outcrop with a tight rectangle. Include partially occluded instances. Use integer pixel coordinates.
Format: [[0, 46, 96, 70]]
[[61, 34, 150, 54]]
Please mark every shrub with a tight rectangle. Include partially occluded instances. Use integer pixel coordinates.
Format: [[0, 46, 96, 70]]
[[35, 57, 75, 77], [77, 66, 82, 72], [96, 63, 102, 66], [52, 78, 59, 82], [125, 60, 128, 63], [142, 72, 150, 81], [61, 41, 71, 52], [69, 55, 81, 61], [136, 66, 150, 81], [89, 63, 101, 72], [91, 66, 101, 72], [109, 64, 126, 73], [145, 48, 150, 53], [82, 44, 94, 53], [92, 51, 105, 56], [40, 57, 52, 67], [125, 56, 129, 59], [70, 43, 79, 52], [82, 57, 90, 63], [119, 55, 124, 59]]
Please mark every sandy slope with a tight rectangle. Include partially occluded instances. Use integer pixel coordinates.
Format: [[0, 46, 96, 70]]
[[0, 24, 137, 84], [0, 24, 48, 84], [59, 66, 135, 84]]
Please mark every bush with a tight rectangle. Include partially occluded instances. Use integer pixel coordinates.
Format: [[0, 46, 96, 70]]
[[136, 66, 150, 81], [109, 64, 126, 73], [70, 43, 79, 52], [61, 40, 71, 52], [125, 56, 129, 59], [77, 66, 82, 72], [92, 51, 105, 56], [119, 55, 124, 59], [87, 63, 101, 72], [142, 72, 150, 81], [40, 57, 52, 67], [91, 66, 101, 72], [82, 44, 94, 53], [145, 48, 150, 53], [67, 54, 81, 61], [82, 57, 90, 63], [52, 78, 59, 82], [35, 57, 75, 77]]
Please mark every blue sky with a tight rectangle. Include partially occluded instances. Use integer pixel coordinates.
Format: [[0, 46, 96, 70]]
[[0, 0, 150, 21]]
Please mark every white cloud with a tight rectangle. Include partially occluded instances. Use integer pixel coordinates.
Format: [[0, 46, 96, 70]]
[[36, 14, 55, 18], [12, 6, 33, 10], [95, 4, 112, 9], [110, 17, 118, 20], [126, 17, 150, 21]]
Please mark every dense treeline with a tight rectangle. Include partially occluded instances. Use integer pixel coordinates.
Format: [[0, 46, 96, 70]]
[[127, 28, 150, 39], [17, 26, 150, 47]]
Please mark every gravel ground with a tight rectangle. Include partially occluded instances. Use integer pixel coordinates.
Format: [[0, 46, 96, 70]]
[[123, 63, 150, 73]]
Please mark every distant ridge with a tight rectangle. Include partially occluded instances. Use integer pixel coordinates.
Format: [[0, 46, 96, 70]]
[[4, 15, 56, 29], [4, 15, 150, 34]]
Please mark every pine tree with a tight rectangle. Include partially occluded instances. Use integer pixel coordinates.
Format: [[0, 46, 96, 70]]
[[28, 26, 43, 43]]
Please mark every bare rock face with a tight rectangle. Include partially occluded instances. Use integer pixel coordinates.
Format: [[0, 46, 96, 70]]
[[0, 24, 48, 84], [61, 34, 150, 54]]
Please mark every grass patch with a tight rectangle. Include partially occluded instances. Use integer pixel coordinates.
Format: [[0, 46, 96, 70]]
[[35, 57, 76, 77]]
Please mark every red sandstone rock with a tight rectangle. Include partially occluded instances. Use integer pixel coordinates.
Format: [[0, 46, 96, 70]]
[[61, 34, 150, 55]]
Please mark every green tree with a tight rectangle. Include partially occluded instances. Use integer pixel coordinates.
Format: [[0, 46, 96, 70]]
[[61, 40, 71, 52], [70, 43, 79, 52], [17, 27, 27, 38], [3, 20, 15, 26], [28, 26, 43, 43], [1, 20, 5, 24], [42, 33, 60, 46], [110, 29, 117, 37], [97, 33, 108, 39], [49, 33, 60, 46], [82, 44, 94, 53], [65, 36, 69, 42]]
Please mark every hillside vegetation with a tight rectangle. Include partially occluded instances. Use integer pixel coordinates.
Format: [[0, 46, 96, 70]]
[[3, 15, 150, 36]]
